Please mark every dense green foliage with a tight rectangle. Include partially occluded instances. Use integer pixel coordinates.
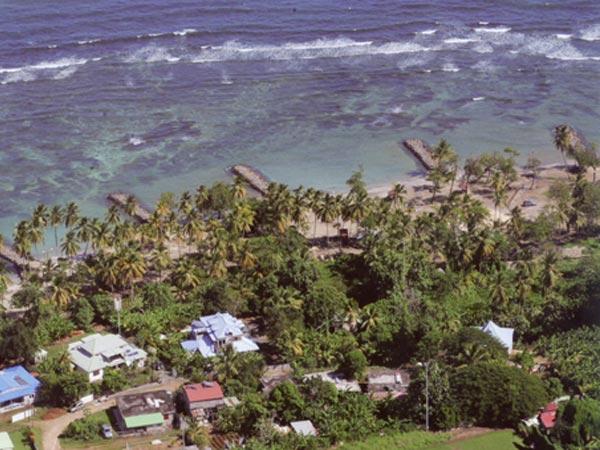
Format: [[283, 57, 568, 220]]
[[536, 326, 600, 399], [450, 362, 549, 427], [1, 132, 600, 446]]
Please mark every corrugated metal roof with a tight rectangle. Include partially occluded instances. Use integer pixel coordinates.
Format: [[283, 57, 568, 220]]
[[124, 412, 164, 429], [0, 365, 40, 404], [0, 432, 14, 449]]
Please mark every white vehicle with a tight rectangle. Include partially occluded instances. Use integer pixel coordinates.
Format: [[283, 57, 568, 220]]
[[69, 394, 94, 412]]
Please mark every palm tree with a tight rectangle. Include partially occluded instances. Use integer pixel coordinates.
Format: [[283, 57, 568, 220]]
[[150, 243, 171, 279], [61, 231, 80, 258], [554, 124, 574, 166], [214, 344, 241, 382], [49, 277, 79, 308], [317, 193, 339, 245], [117, 245, 147, 300], [105, 205, 121, 227], [124, 195, 138, 218], [388, 183, 407, 209], [48, 205, 63, 249], [172, 258, 201, 297], [64, 202, 80, 229]]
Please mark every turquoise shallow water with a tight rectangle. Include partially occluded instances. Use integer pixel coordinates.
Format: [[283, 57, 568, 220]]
[[1, 0, 600, 238]]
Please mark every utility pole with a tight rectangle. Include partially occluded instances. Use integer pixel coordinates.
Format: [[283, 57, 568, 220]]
[[418, 361, 430, 431], [114, 296, 122, 335]]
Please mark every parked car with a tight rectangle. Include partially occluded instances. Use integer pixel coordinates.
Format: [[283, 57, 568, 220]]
[[101, 424, 113, 439], [522, 199, 536, 207], [68, 401, 86, 412]]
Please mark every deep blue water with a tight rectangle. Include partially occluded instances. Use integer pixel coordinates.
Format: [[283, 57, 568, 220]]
[[1, 0, 600, 237]]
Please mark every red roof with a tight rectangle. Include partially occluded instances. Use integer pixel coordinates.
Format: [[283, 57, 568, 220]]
[[184, 382, 224, 403], [544, 402, 558, 412], [539, 403, 558, 429]]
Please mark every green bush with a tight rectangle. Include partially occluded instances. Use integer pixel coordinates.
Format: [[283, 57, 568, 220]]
[[451, 362, 548, 427], [62, 414, 101, 440]]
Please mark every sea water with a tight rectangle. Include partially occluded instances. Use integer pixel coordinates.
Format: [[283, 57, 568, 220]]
[[1, 0, 600, 237]]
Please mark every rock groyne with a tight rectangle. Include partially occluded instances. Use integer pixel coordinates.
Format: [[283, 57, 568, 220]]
[[231, 164, 270, 195], [107, 192, 152, 222], [402, 139, 435, 171]]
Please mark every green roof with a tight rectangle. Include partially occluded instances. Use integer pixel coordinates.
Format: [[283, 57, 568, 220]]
[[124, 412, 164, 428], [0, 432, 13, 449]]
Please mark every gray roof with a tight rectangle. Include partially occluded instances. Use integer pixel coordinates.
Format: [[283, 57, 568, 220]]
[[68, 333, 147, 373], [290, 420, 317, 436]]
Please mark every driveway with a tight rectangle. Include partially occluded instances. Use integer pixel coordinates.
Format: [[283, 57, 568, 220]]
[[35, 375, 186, 450]]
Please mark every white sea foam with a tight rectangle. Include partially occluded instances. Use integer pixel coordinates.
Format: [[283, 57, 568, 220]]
[[0, 71, 37, 85], [125, 46, 180, 63], [221, 72, 233, 84], [472, 96, 485, 101], [473, 42, 494, 53], [580, 24, 600, 41], [556, 34, 572, 40], [441, 63, 460, 72], [389, 105, 403, 114], [417, 29, 437, 35], [475, 26, 511, 33], [77, 38, 101, 45], [444, 37, 479, 44], [128, 137, 145, 146], [53, 66, 79, 80], [522, 37, 587, 61], [478, 21, 489, 25], [173, 28, 197, 36], [47, 44, 57, 49], [189, 38, 430, 63], [0, 57, 88, 74]]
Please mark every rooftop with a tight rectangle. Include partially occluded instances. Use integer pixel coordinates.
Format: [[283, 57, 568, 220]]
[[116, 390, 174, 418], [68, 333, 147, 373], [290, 420, 317, 436], [184, 382, 224, 403], [303, 371, 361, 392], [480, 320, 514, 352], [0, 365, 41, 404], [0, 431, 13, 449]]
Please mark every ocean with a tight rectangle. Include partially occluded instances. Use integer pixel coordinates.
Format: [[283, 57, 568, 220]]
[[1, 0, 600, 238]]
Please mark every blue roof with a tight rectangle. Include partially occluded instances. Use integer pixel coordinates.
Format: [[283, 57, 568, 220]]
[[0, 365, 41, 403]]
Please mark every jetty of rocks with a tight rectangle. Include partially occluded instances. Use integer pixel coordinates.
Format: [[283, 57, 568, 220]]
[[231, 164, 270, 195], [403, 139, 435, 171], [107, 192, 152, 223], [0, 242, 39, 273]]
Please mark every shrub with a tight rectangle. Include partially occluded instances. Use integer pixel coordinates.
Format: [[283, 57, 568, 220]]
[[62, 413, 101, 440], [451, 362, 548, 427], [338, 348, 368, 380]]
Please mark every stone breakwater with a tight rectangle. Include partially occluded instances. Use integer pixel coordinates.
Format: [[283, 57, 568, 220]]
[[403, 139, 435, 172]]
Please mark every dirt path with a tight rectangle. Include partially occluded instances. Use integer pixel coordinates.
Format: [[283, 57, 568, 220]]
[[34, 376, 185, 450]]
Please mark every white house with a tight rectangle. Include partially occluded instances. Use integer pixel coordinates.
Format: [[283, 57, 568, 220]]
[[480, 320, 514, 353], [68, 333, 147, 382], [180, 312, 259, 358]]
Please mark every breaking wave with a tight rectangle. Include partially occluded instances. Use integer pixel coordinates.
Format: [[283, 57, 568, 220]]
[[580, 24, 600, 41], [0, 57, 89, 84], [189, 38, 430, 63], [474, 26, 511, 33]]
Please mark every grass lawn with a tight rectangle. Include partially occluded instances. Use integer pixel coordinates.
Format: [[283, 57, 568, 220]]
[[8, 427, 43, 450], [338, 431, 451, 449], [427, 430, 521, 450], [60, 410, 179, 449]]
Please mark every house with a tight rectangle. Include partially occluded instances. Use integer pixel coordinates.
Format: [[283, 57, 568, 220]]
[[115, 390, 175, 434], [183, 381, 226, 420], [480, 320, 514, 352], [0, 365, 41, 413], [303, 371, 361, 392], [290, 420, 317, 437], [180, 312, 259, 358], [260, 364, 293, 394], [539, 402, 558, 429], [366, 367, 411, 400], [0, 432, 14, 450], [68, 333, 147, 382]]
